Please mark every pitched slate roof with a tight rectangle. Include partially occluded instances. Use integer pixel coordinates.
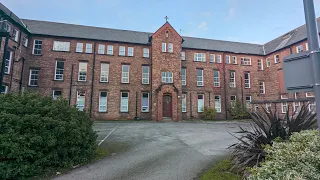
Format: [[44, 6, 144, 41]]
[[0, 3, 28, 32]]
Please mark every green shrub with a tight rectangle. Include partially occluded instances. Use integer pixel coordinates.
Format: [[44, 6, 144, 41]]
[[0, 93, 97, 179], [202, 107, 216, 120], [248, 130, 320, 180], [229, 102, 250, 119], [201, 158, 241, 180]]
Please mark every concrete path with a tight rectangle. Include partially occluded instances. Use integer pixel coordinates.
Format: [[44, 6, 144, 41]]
[[53, 121, 248, 180]]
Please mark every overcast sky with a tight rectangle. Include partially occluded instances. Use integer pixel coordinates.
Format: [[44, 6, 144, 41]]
[[2, 0, 320, 44]]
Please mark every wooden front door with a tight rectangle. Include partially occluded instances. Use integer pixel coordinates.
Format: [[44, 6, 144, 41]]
[[163, 95, 172, 118]]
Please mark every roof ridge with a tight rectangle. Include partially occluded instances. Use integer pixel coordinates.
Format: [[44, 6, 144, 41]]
[[182, 35, 263, 46]]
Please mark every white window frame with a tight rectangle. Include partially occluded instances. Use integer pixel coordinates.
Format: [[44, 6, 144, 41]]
[[181, 68, 186, 86], [210, 54, 215, 63], [194, 53, 206, 62], [76, 91, 85, 111], [142, 66, 150, 84], [98, 44, 105, 54], [265, 103, 272, 113], [143, 48, 149, 58], [23, 36, 28, 47], [128, 47, 134, 56], [28, 69, 39, 86], [241, 57, 251, 65], [244, 72, 250, 88], [86, 43, 93, 53], [266, 58, 271, 67], [232, 56, 237, 64], [296, 45, 303, 53], [258, 59, 263, 70], [121, 64, 130, 83], [306, 43, 309, 51], [76, 43, 83, 53], [119, 46, 125, 56], [216, 55, 222, 63], [197, 94, 204, 112], [78, 62, 87, 81], [182, 94, 187, 112], [100, 63, 109, 82], [259, 82, 265, 94], [161, 72, 173, 83], [53, 41, 70, 52], [245, 96, 252, 109], [168, 43, 173, 53], [52, 90, 62, 100], [308, 102, 316, 113], [293, 102, 301, 112], [306, 92, 315, 97], [181, 52, 186, 60], [107, 45, 113, 55], [13, 29, 19, 42], [4, 51, 12, 74], [33, 39, 43, 55], [226, 55, 230, 64], [3, 21, 10, 32], [281, 102, 288, 113], [274, 54, 280, 64], [1, 85, 8, 94], [230, 71, 236, 88], [99, 91, 108, 112], [54, 60, 64, 80], [230, 95, 236, 106], [162, 42, 166, 52], [215, 95, 221, 113], [197, 69, 204, 86], [213, 70, 220, 87], [120, 92, 129, 112], [141, 92, 149, 112]]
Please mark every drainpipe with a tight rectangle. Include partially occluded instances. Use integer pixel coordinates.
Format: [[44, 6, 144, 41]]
[[149, 44, 153, 121], [222, 52, 228, 119], [190, 92, 193, 119], [68, 64, 74, 105], [89, 42, 96, 117], [209, 92, 211, 107], [134, 91, 138, 119], [241, 75, 244, 107], [19, 57, 25, 93], [0, 34, 9, 92]]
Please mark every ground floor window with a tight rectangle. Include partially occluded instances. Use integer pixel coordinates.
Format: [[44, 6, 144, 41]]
[[293, 102, 300, 113], [182, 94, 187, 112], [245, 96, 251, 109], [198, 94, 204, 112], [141, 92, 149, 112], [99, 92, 107, 112], [265, 103, 272, 113], [215, 95, 221, 113], [1, 85, 8, 94], [230, 95, 236, 107], [77, 91, 85, 111], [121, 92, 129, 112], [281, 102, 288, 113], [309, 101, 316, 114], [52, 90, 62, 99]]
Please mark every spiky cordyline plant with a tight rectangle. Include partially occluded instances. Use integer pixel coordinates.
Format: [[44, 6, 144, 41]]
[[229, 104, 317, 171]]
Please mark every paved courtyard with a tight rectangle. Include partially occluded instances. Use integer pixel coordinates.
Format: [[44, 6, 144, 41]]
[[54, 121, 249, 180]]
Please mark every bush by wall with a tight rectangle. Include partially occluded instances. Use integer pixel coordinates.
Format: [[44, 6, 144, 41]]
[[0, 93, 97, 179], [229, 102, 250, 119], [202, 107, 217, 121]]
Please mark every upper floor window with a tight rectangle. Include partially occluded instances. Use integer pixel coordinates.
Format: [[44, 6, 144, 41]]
[[128, 47, 134, 56], [142, 66, 150, 84], [86, 43, 93, 53], [259, 81, 265, 94], [98, 44, 105, 54], [33, 40, 43, 55], [29, 69, 39, 86], [22, 36, 28, 47], [121, 64, 130, 83], [12, 29, 19, 42], [296, 45, 303, 53], [194, 53, 206, 62], [3, 21, 10, 32], [4, 51, 12, 74], [181, 52, 186, 60], [162, 42, 166, 52], [230, 71, 236, 88], [100, 63, 109, 82], [210, 54, 215, 63], [214, 70, 220, 87], [181, 68, 186, 85], [119, 46, 125, 56], [53, 41, 70, 52], [107, 45, 113, 55], [168, 43, 173, 53], [274, 54, 280, 64], [226, 55, 230, 64], [76, 43, 83, 53], [216, 55, 222, 63], [266, 58, 271, 67], [197, 69, 204, 86], [143, 48, 149, 58], [78, 62, 87, 81], [306, 43, 309, 51], [232, 56, 237, 64], [54, 60, 64, 80], [258, 59, 263, 70], [241, 57, 251, 65], [161, 72, 173, 83], [244, 72, 250, 88]]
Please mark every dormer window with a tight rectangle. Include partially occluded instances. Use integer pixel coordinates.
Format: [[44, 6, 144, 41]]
[[166, 31, 169, 38]]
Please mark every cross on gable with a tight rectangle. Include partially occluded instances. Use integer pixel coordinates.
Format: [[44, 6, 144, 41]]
[[164, 16, 169, 22]]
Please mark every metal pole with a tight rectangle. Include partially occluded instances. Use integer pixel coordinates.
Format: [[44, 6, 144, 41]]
[[303, 0, 320, 132]]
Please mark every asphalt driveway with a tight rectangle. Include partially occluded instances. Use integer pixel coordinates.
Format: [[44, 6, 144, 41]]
[[54, 121, 249, 180]]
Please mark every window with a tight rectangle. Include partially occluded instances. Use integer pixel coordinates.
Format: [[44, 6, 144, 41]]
[[266, 58, 271, 67], [143, 48, 149, 58], [296, 45, 303, 53], [259, 82, 265, 94], [3, 21, 10, 32], [76, 43, 83, 53], [119, 46, 125, 56], [181, 52, 186, 60], [121, 64, 130, 83], [213, 70, 220, 87], [22, 36, 28, 47], [181, 68, 186, 85], [294, 102, 300, 112], [161, 72, 173, 83], [29, 69, 39, 86], [53, 41, 70, 52], [1, 85, 8, 94], [241, 57, 251, 65], [306, 43, 309, 51], [33, 40, 42, 55], [78, 62, 87, 81], [230, 71, 236, 88], [281, 95, 287, 113], [246, 96, 251, 109], [306, 92, 314, 97], [128, 47, 134, 56], [52, 90, 62, 100], [215, 96, 221, 113], [197, 69, 204, 86], [182, 94, 187, 112], [142, 66, 150, 84], [254, 104, 259, 112], [194, 53, 206, 62], [107, 45, 113, 55], [162, 42, 166, 52], [76, 91, 85, 111], [295, 92, 299, 99], [244, 72, 250, 88], [98, 44, 105, 54], [216, 55, 222, 63], [141, 93, 149, 112], [168, 43, 173, 53], [54, 61, 64, 80], [4, 51, 12, 74], [86, 43, 93, 53], [226, 55, 230, 64], [99, 92, 107, 112], [230, 95, 236, 106], [198, 94, 204, 112], [274, 54, 280, 64], [210, 54, 215, 63], [100, 63, 109, 82], [12, 29, 19, 42], [258, 59, 263, 70], [120, 92, 129, 112], [232, 56, 237, 64], [308, 102, 316, 113], [266, 103, 272, 113]]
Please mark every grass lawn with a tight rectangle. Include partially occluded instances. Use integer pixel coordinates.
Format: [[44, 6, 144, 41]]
[[200, 158, 242, 180]]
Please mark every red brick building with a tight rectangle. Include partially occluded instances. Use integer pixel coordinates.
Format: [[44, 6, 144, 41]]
[[0, 3, 318, 121]]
